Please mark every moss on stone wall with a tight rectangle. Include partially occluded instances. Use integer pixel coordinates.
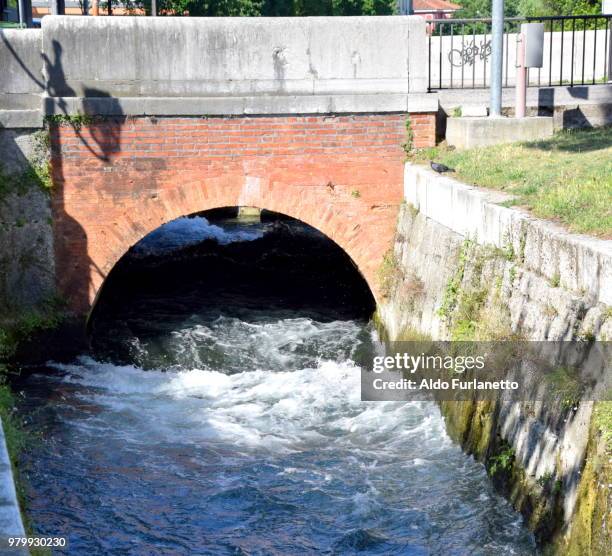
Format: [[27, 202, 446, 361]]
[[553, 402, 612, 555], [0, 297, 65, 366], [377, 249, 400, 300], [439, 396, 565, 545], [434, 237, 608, 550], [436, 238, 516, 342], [381, 207, 611, 553], [0, 129, 52, 201]]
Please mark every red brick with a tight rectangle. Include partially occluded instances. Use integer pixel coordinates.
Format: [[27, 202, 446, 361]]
[[51, 112, 436, 314]]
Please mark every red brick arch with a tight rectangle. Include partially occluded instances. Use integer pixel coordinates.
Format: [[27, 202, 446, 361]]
[[50, 113, 435, 315]]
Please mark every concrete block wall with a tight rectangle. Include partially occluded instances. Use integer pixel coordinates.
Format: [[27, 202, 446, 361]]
[[0, 29, 42, 110], [379, 163, 612, 548], [404, 164, 612, 307]]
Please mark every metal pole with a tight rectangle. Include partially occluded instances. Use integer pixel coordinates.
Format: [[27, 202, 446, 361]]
[[151, 0, 157, 16], [18, 0, 32, 27], [398, 0, 413, 15], [608, 18, 612, 81], [604, 3, 612, 80], [490, 0, 504, 117], [18, 0, 25, 26], [50, 0, 65, 15]]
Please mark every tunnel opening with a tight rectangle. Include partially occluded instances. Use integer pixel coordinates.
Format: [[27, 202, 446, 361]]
[[88, 207, 376, 366]]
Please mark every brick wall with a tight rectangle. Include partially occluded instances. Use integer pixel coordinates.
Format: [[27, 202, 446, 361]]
[[50, 113, 436, 314], [410, 113, 437, 149]]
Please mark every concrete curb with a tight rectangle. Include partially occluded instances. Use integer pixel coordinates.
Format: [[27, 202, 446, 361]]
[[0, 418, 26, 547], [0, 110, 43, 129]]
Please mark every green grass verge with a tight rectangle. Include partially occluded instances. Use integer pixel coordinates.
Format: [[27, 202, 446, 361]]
[[412, 126, 612, 237]]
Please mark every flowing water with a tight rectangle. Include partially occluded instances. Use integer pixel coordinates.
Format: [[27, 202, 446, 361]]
[[17, 214, 537, 555]]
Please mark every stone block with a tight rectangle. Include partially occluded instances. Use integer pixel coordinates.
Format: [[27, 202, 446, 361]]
[[446, 116, 554, 149]]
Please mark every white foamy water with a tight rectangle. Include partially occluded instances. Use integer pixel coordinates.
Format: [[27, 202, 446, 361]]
[[21, 296, 536, 553], [18, 213, 539, 554], [47, 355, 444, 454], [133, 216, 264, 255]]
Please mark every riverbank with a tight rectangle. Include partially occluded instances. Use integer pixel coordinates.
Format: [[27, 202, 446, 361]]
[[0, 297, 70, 542], [378, 164, 611, 552]]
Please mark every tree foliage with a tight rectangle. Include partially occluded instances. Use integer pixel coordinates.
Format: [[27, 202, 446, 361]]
[[137, 0, 396, 15], [112, 0, 605, 17], [455, 0, 602, 19]]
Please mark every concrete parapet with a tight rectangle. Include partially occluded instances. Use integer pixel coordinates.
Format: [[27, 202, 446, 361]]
[[0, 29, 43, 112], [41, 16, 428, 101], [404, 163, 612, 307]]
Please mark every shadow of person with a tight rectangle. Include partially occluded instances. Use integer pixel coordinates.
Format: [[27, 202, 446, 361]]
[[43, 40, 124, 162], [43, 39, 73, 99], [82, 88, 123, 162], [40, 39, 124, 315]]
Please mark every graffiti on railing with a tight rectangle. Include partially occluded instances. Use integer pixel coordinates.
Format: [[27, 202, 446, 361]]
[[448, 39, 492, 67]]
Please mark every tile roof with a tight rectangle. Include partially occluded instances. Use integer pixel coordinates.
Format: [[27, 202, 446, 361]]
[[414, 0, 461, 11]]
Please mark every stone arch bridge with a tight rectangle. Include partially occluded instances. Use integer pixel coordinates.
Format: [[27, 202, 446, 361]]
[[1, 16, 438, 314]]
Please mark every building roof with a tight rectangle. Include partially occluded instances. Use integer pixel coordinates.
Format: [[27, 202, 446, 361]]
[[414, 0, 461, 11]]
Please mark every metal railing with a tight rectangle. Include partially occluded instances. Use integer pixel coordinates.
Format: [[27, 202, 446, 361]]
[[427, 14, 612, 91]]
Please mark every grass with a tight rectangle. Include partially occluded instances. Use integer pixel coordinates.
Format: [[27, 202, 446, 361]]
[[412, 126, 612, 237], [488, 443, 515, 476], [546, 366, 584, 411]]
